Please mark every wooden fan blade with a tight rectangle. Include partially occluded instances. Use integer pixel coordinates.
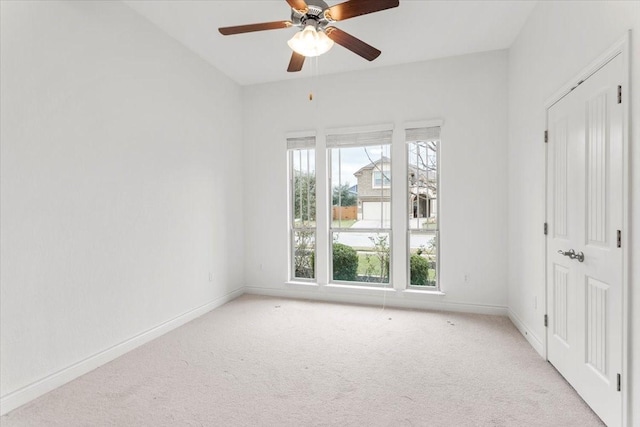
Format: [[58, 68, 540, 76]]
[[287, 52, 305, 72], [325, 27, 381, 61], [219, 21, 292, 35], [286, 0, 308, 12], [326, 0, 399, 21]]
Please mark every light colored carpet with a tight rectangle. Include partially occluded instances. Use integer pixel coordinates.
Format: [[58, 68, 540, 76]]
[[2, 294, 603, 426]]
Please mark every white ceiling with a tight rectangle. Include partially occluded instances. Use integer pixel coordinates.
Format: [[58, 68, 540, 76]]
[[123, 0, 537, 86]]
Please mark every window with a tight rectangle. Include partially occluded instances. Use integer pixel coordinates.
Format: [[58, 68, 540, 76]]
[[288, 136, 316, 281], [372, 170, 391, 188], [407, 126, 440, 288], [327, 127, 392, 285]]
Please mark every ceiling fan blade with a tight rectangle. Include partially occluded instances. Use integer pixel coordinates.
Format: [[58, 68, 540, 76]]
[[325, 27, 381, 61], [286, 0, 308, 13], [325, 0, 399, 21], [219, 21, 292, 36], [287, 52, 305, 72]]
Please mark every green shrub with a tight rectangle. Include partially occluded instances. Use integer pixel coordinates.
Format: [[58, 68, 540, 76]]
[[294, 231, 315, 279], [333, 243, 358, 281], [410, 254, 430, 286]]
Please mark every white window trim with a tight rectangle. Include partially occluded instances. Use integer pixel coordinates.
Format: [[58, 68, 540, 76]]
[[285, 121, 444, 292], [328, 125, 393, 287], [287, 135, 317, 283], [403, 119, 444, 130], [326, 123, 393, 137], [406, 125, 441, 291]]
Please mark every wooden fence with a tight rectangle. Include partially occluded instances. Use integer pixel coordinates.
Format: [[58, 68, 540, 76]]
[[332, 206, 357, 220]]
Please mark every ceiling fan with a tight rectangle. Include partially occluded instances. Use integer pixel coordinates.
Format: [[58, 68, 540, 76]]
[[218, 0, 399, 72]]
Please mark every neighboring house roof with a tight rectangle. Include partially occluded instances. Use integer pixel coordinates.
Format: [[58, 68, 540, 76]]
[[353, 156, 391, 177], [348, 184, 358, 195]]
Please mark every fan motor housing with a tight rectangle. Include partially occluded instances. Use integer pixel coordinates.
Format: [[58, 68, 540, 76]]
[[291, 0, 333, 28]]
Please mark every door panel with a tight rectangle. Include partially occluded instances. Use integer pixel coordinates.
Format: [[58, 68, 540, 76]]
[[586, 92, 608, 246], [552, 264, 569, 345], [585, 276, 608, 378], [553, 117, 569, 239], [546, 53, 623, 426]]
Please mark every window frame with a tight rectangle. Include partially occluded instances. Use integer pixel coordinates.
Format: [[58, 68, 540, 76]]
[[288, 139, 317, 283], [406, 128, 441, 290], [327, 127, 393, 287]]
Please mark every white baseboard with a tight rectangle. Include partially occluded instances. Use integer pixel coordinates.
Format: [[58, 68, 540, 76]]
[[508, 309, 545, 357], [0, 288, 244, 416], [245, 286, 508, 316]]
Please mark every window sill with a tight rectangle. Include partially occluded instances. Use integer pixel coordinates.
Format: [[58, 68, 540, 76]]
[[285, 281, 319, 287], [403, 288, 446, 296], [326, 283, 396, 292], [283, 282, 445, 296]]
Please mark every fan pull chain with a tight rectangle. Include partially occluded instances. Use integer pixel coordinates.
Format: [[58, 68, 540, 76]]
[[309, 56, 319, 102], [308, 56, 313, 101]]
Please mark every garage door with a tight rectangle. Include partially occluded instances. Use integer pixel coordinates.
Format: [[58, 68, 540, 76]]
[[362, 202, 391, 221]]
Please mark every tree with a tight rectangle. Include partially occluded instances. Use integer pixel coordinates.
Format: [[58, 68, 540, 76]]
[[293, 172, 316, 223], [368, 234, 390, 283], [332, 182, 357, 207], [408, 141, 438, 195]]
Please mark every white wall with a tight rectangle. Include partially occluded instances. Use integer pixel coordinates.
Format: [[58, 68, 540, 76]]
[[0, 0, 244, 412], [242, 50, 509, 313], [506, 1, 640, 423]]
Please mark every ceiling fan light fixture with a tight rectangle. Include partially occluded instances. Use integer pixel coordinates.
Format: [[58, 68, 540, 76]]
[[287, 24, 334, 57], [219, 0, 399, 71]]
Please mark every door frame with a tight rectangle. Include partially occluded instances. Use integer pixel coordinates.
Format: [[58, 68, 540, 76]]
[[543, 31, 631, 425]]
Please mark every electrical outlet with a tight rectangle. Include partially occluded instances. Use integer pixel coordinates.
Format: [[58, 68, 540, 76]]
[[463, 273, 469, 283], [208, 272, 213, 282]]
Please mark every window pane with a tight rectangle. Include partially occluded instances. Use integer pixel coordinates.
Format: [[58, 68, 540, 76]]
[[408, 140, 437, 231], [289, 144, 316, 283], [331, 232, 390, 284], [408, 131, 439, 289], [372, 170, 391, 188], [409, 233, 437, 287], [330, 140, 391, 286], [331, 145, 391, 229], [292, 149, 316, 228], [293, 230, 315, 279]]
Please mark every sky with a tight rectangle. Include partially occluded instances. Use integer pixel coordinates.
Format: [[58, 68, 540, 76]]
[[331, 145, 391, 187], [293, 142, 435, 189]]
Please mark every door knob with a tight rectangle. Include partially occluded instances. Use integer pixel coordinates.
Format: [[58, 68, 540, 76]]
[[557, 249, 584, 262]]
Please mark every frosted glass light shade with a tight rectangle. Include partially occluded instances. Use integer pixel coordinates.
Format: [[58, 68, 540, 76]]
[[287, 25, 334, 57]]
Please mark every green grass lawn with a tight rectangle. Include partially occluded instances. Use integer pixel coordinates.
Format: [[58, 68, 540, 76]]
[[356, 252, 384, 276], [354, 252, 436, 285], [356, 253, 436, 277]]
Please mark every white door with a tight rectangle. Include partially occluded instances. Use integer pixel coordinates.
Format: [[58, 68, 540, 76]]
[[546, 54, 624, 426]]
